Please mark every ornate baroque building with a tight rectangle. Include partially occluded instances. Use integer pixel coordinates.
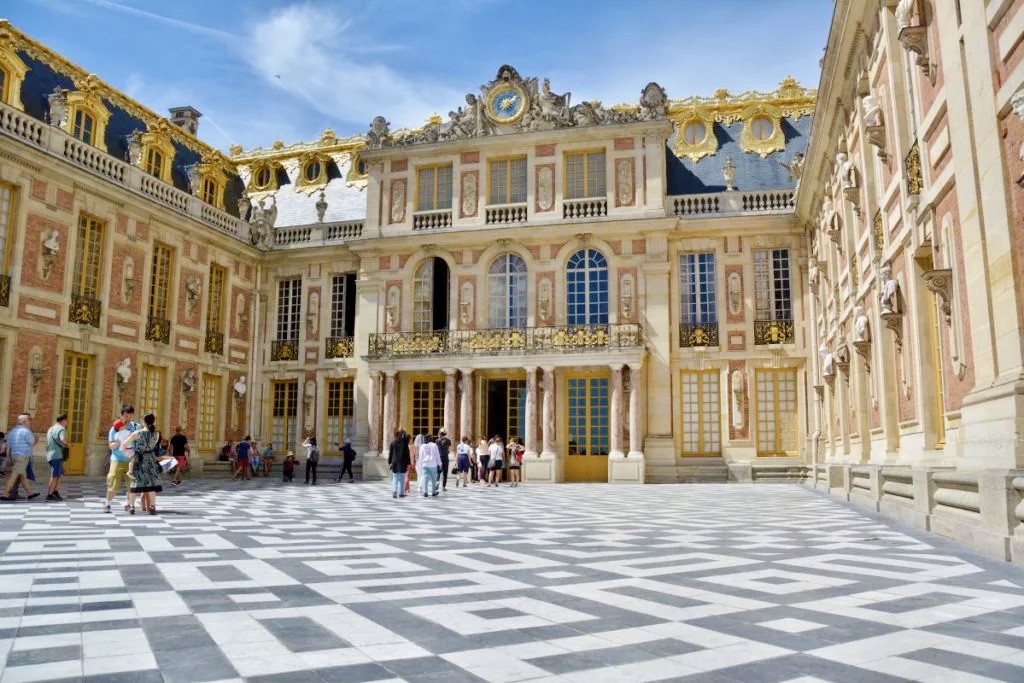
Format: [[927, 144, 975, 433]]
[[0, 0, 1022, 560]]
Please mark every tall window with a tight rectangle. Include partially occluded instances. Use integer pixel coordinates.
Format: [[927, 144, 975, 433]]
[[412, 380, 444, 437], [143, 147, 164, 178], [140, 364, 164, 419], [413, 261, 433, 332], [680, 370, 721, 455], [148, 243, 174, 322], [199, 176, 219, 206], [0, 70, 6, 105], [198, 374, 220, 449], [0, 181, 15, 274], [271, 381, 299, 453], [326, 379, 355, 451], [330, 273, 356, 338], [206, 264, 226, 336], [488, 253, 527, 328], [566, 248, 608, 325], [416, 164, 453, 211], [680, 253, 717, 323], [72, 109, 95, 145], [72, 213, 104, 299], [754, 249, 792, 321], [276, 278, 302, 340], [564, 150, 606, 199], [488, 157, 527, 205], [567, 376, 609, 455]]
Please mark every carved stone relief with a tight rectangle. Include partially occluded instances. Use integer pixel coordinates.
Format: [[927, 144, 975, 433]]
[[615, 158, 635, 207], [40, 229, 59, 281], [307, 290, 320, 336], [536, 165, 554, 212], [537, 277, 552, 324], [459, 280, 474, 325], [385, 285, 400, 331], [727, 272, 742, 317], [390, 179, 406, 223], [461, 172, 478, 218], [184, 275, 202, 319], [619, 273, 634, 320]]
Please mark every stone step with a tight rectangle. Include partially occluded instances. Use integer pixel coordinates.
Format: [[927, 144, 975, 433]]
[[677, 457, 730, 483]]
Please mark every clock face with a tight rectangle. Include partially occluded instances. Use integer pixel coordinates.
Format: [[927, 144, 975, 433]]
[[486, 84, 527, 124]]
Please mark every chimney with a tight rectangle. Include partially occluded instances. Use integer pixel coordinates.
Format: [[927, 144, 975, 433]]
[[168, 106, 202, 135]]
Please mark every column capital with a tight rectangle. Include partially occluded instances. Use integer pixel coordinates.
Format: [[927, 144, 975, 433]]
[[443, 367, 457, 376], [628, 361, 644, 372], [609, 362, 625, 372], [459, 368, 474, 376], [541, 365, 556, 374], [523, 365, 538, 373], [384, 370, 397, 379]]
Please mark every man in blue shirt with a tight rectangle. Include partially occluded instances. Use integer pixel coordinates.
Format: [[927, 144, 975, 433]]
[[1, 414, 39, 501], [104, 405, 136, 513]]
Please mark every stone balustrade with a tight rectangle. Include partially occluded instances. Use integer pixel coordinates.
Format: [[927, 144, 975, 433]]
[[668, 188, 794, 217]]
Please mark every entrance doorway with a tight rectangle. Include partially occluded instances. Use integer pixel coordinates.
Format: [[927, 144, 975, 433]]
[[413, 257, 450, 331], [482, 378, 525, 442], [564, 372, 610, 482], [59, 351, 92, 475]]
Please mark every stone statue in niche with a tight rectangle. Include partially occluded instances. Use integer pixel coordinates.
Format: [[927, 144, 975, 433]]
[[237, 196, 251, 221], [537, 167, 554, 211], [879, 264, 901, 315], [385, 286, 400, 331], [40, 229, 59, 280], [461, 173, 477, 217], [233, 375, 247, 400], [617, 160, 634, 206], [390, 181, 406, 223], [853, 304, 871, 342], [181, 368, 197, 395], [638, 82, 669, 120], [538, 278, 552, 322], [122, 257, 135, 302], [727, 272, 742, 317], [730, 370, 744, 429], [459, 281, 474, 325], [820, 347, 835, 378], [185, 275, 202, 318], [115, 357, 132, 388], [620, 275, 634, 320], [862, 94, 882, 127], [836, 152, 858, 190], [895, 0, 914, 30], [303, 380, 315, 430], [307, 291, 320, 336], [807, 256, 819, 288], [235, 293, 248, 334]]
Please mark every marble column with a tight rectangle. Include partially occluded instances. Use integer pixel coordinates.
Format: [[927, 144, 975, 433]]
[[382, 371, 397, 443], [367, 370, 382, 454], [443, 368, 457, 435], [609, 363, 625, 457], [628, 362, 645, 456], [524, 366, 538, 457], [541, 365, 556, 456], [459, 368, 473, 443]]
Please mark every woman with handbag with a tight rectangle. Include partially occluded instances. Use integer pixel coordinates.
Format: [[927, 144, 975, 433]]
[[130, 414, 164, 515], [46, 414, 69, 501]]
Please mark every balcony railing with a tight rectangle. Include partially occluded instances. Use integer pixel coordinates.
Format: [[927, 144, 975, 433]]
[[679, 322, 720, 347], [368, 323, 643, 358], [563, 198, 608, 219], [412, 210, 452, 230], [753, 319, 795, 345], [485, 204, 528, 225], [145, 316, 171, 344], [204, 330, 224, 355], [0, 273, 9, 307], [271, 339, 299, 361], [325, 336, 354, 359], [668, 189, 795, 217], [69, 293, 101, 327], [0, 100, 249, 242]]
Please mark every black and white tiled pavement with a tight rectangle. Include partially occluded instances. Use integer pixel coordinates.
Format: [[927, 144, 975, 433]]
[[1, 477, 1024, 683]]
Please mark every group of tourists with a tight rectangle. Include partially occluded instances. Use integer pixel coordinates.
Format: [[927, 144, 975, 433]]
[[0, 413, 71, 502], [220, 436, 357, 485], [387, 429, 524, 499], [104, 404, 170, 515]]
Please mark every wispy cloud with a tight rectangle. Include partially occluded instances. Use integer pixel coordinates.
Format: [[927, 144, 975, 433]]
[[83, 0, 235, 41]]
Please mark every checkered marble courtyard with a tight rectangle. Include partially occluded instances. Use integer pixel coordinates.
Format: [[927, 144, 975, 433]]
[[2, 479, 1024, 683]]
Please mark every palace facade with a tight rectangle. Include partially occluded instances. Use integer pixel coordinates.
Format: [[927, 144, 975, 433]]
[[1, 0, 1023, 560]]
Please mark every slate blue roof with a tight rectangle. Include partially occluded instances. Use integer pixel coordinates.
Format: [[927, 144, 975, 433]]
[[666, 116, 811, 195]]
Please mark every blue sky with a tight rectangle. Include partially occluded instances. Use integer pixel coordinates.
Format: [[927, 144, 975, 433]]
[[11, 0, 833, 152]]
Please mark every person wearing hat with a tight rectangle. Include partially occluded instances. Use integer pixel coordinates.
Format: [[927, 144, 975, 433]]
[[436, 429, 452, 492]]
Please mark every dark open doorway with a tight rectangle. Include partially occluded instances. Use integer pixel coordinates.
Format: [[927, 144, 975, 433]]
[[431, 257, 449, 330]]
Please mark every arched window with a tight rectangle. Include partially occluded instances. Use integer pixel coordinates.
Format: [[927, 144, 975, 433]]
[[488, 253, 527, 328], [566, 248, 608, 325], [413, 257, 450, 331]]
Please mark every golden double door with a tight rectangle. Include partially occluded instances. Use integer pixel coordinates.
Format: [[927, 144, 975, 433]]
[[59, 352, 92, 474]]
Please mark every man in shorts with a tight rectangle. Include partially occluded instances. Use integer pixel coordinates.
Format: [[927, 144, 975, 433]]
[[169, 427, 189, 486], [46, 413, 69, 501], [0, 414, 38, 501], [104, 405, 136, 513]]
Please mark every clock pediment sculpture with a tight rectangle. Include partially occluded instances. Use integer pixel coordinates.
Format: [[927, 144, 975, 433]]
[[371, 66, 667, 147]]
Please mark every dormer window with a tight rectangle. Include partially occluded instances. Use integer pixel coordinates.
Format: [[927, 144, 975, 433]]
[[61, 76, 112, 152], [200, 177, 219, 205], [72, 109, 95, 144], [254, 166, 273, 190], [740, 108, 784, 158], [190, 150, 230, 209], [143, 147, 164, 178], [303, 159, 322, 183], [0, 35, 28, 111], [297, 152, 330, 192], [671, 109, 718, 162], [683, 121, 707, 145], [749, 116, 775, 140]]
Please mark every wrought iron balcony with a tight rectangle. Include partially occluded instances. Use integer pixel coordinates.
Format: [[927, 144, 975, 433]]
[[204, 330, 224, 355], [271, 339, 299, 361], [69, 293, 101, 328], [679, 322, 720, 347], [145, 316, 171, 344], [325, 336, 354, 359], [0, 273, 9, 307], [367, 323, 643, 358], [753, 319, 795, 345]]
